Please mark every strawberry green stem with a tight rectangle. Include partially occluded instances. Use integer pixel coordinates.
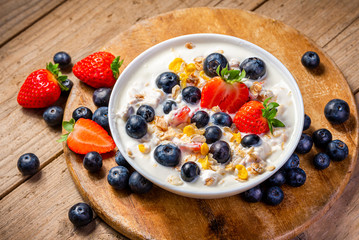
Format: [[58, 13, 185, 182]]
[[261, 97, 285, 134], [57, 118, 75, 142], [46, 62, 69, 91], [111, 56, 124, 79]]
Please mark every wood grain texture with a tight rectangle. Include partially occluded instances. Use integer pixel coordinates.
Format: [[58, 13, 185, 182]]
[[64, 8, 359, 240], [0, 0, 263, 200], [324, 18, 359, 94], [0, 0, 66, 46], [0, 154, 126, 240]]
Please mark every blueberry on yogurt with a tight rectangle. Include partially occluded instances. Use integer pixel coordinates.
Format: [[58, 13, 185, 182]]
[[191, 110, 209, 128], [156, 72, 180, 93], [241, 134, 261, 148], [203, 53, 229, 78], [125, 115, 147, 139], [204, 126, 222, 144], [209, 141, 231, 164], [163, 100, 177, 114], [136, 105, 155, 122], [182, 86, 201, 105], [239, 57, 266, 80], [212, 112, 232, 127], [181, 162, 200, 182], [154, 143, 181, 167]]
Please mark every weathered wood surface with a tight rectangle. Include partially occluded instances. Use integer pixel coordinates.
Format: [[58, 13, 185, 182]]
[[0, 0, 66, 46], [65, 8, 358, 240], [0, 0, 358, 239]]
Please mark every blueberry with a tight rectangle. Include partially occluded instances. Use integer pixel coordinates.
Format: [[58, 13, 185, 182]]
[[61, 79, 73, 95], [181, 162, 200, 182], [163, 100, 177, 114], [53, 51, 72, 69], [264, 186, 284, 206], [204, 126, 222, 144], [312, 128, 332, 148], [125, 115, 147, 139], [241, 134, 261, 148], [212, 112, 232, 127], [43, 106, 64, 126], [242, 185, 263, 203], [286, 168, 306, 187], [72, 106, 93, 121], [17, 153, 40, 175], [182, 86, 201, 105], [115, 150, 130, 168], [282, 153, 300, 171], [203, 53, 229, 77], [266, 170, 286, 186], [326, 140, 348, 161], [239, 57, 266, 80], [191, 111, 209, 128], [136, 105, 155, 122], [156, 72, 180, 93], [301, 51, 320, 69], [209, 140, 231, 164], [154, 144, 181, 167], [92, 107, 109, 132], [83, 151, 102, 172], [295, 133, 313, 154], [129, 171, 153, 194], [303, 114, 311, 131], [324, 99, 350, 124], [107, 166, 130, 190], [68, 203, 93, 227], [93, 88, 112, 107], [313, 153, 331, 170]]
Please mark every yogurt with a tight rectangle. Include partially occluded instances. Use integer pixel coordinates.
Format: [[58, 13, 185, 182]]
[[113, 37, 297, 193]]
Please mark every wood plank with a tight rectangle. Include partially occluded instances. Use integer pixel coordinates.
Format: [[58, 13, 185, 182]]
[[0, 154, 126, 240], [324, 18, 359, 93], [0, 0, 66, 47], [255, 0, 359, 48], [303, 93, 359, 240], [0, 0, 263, 199], [66, 8, 358, 240]]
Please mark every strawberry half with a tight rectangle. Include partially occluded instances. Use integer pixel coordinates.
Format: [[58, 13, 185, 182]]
[[73, 51, 123, 88], [233, 98, 285, 134], [201, 65, 249, 113], [59, 118, 116, 154], [17, 63, 68, 108]]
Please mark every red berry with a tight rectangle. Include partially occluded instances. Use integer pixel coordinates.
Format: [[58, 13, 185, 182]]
[[73, 52, 123, 88]]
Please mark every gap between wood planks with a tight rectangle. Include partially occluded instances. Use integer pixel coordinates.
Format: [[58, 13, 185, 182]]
[[0, 0, 67, 49], [0, 149, 64, 200]]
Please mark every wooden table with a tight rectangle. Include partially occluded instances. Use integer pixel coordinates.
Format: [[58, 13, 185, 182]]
[[0, 0, 358, 239]]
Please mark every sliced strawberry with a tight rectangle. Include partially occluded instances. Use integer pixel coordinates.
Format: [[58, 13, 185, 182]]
[[179, 142, 202, 153], [59, 118, 116, 154], [169, 106, 191, 126], [200, 67, 248, 113]]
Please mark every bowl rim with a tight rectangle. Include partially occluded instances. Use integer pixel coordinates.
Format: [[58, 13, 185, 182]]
[[108, 33, 304, 199]]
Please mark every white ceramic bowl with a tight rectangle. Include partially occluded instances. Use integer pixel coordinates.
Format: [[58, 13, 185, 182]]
[[109, 33, 304, 199]]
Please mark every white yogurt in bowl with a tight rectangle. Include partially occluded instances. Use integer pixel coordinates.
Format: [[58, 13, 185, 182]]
[[109, 34, 304, 199]]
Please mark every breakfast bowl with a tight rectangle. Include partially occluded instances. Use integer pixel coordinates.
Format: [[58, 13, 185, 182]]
[[108, 33, 304, 199]]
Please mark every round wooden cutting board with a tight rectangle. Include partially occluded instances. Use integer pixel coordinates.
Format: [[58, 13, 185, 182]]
[[63, 8, 359, 240]]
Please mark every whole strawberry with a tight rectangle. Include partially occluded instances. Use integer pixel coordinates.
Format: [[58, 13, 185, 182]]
[[17, 63, 68, 108], [73, 52, 123, 88], [201, 65, 249, 113], [233, 98, 285, 134]]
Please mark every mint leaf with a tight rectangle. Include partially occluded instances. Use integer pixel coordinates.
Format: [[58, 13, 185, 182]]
[[271, 119, 285, 127], [63, 119, 75, 132], [57, 133, 69, 142]]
